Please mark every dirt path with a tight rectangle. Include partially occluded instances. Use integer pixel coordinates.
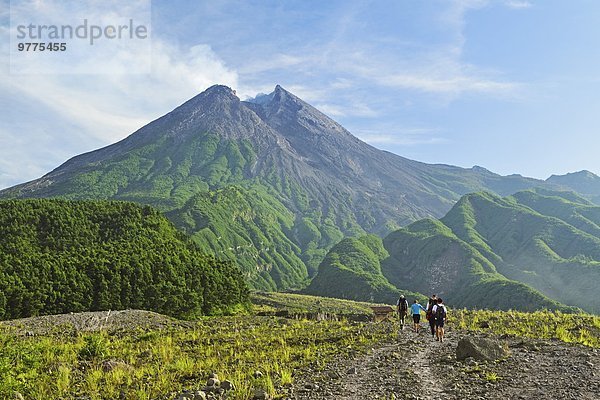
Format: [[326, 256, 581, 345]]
[[290, 324, 600, 400], [292, 326, 455, 399], [403, 332, 446, 399]]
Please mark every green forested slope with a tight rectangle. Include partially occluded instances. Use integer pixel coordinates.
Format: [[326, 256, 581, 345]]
[[440, 191, 600, 313], [306, 190, 597, 313], [511, 189, 600, 237], [304, 235, 425, 304], [381, 219, 569, 311], [546, 170, 600, 204], [0, 199, 249, 319], [166, 185, 309, 290]]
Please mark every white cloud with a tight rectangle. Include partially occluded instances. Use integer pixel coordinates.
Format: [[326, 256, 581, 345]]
[[314, 104, 346, 117], [366, 0, 519, 97], [8, 0, 153, 74], [505, 1, 532, 9], [315, 102, 378, 118], [257, 1, 522, 102], [2, 41, 239, 144], [238, 53, 304, 75], [354, 128, 446, 146], [0, 1, 241, 188], [378, 71, 517, 95]]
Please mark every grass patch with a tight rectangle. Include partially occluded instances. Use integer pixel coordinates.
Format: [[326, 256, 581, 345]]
[[1, 293, 598, 399], [0, 316, 394, 399], [452, 309, 600, 348], [251, 291, 385, 316]]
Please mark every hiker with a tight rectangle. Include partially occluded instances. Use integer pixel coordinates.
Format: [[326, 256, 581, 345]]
[[397, 294, 409, 330], [410, 299, 426, 332], [425, 295, 437, 338], [432, 297, 448, 342]]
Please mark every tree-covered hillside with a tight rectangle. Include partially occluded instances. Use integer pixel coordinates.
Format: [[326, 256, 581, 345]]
[[441, 190, 600, 313], [546, 170, 600, 204], [0, 199, 249, 320], [166, 185, 311, 290], [306, 190, 600, 313], [304, 235, 425, 304], [381, 218, 569, 311]]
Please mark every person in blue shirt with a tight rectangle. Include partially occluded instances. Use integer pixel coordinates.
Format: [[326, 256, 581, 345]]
[[410, 299, 426, 333]]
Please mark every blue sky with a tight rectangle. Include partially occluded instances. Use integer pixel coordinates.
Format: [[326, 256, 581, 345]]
[[1, 0, 600, 189]]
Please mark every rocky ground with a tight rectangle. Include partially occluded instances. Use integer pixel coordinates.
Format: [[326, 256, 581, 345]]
[[288, 324, 600, 400], [0, 309, 193, 335], [3, 311, 599, 399]]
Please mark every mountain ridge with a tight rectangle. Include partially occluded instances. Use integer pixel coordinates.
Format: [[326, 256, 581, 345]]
[[546, 170, 600, 204], [307, 189, 600, 312], [0, 84, 588, 290]]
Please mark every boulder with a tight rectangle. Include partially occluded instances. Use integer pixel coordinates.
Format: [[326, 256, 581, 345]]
[[252, 388, 272, 400], [177, 391, 206, 400], [193, 391, 207, 400], [101, 359, 127, 372], [221, 380, 235, 391], [456, 336, 510, 361], [206, 377, 220, 387]]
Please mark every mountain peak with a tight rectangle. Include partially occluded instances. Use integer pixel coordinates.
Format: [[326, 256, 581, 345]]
[[548, 170, 599, 180], [573, 170, 598, 178], [194, 84, 239, 103], [205, 84, 238, 96], [176, 84, 239, 113], [546, 170, 600, 200], [249, 85, 354, 144], [272, 84, 296, 99], [547, 170, 600, 184]]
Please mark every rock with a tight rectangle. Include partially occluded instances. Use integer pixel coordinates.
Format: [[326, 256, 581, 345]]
[[346, 367, 358, 375], [221, 380, 235, 391], [193, 391, 207, 400], [206, 377, 220, 387], [101, 359, 126, 372], [253, 370, 263, 378], [253, 388, 272, 400], [201, 385, 216, 393], [442, 355, 454, 363], [456, 336, 510, 361], [177, 393, 193, 400], [465, 357, 477, 366], [327, 370, 342, 379], [208, 373, 219, 380]]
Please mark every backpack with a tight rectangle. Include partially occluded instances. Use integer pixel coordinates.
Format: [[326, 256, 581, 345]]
[[435, 304, 446, 320], [398, 298, 408, 313], [425, 300, 434, 320]]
